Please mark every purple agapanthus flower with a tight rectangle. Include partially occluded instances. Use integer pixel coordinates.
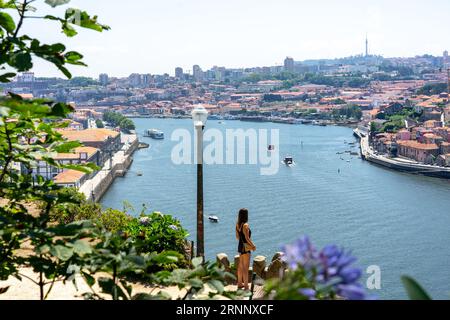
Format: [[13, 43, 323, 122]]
[[298, 288, 316, 299], [281, 236, 370, 300], [169, 224, 178, 231], [281, 236, 318, 270]]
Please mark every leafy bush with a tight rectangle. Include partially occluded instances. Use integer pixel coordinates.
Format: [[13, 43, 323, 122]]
[[124, 212, 188, 256], [98, 209, 132, 233], [51, 188, 103, 224]]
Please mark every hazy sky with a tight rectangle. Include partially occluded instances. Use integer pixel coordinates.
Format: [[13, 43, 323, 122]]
[[19, 0, 450, 78]]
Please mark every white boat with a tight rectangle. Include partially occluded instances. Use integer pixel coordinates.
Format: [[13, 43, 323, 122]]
[[283, 156, 295, 166], [208, 215, 219, 223], [144, 129, 164, 139]]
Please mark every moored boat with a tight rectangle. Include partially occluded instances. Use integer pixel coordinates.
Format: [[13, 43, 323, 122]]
[[208, 215, 219, 223], [144, 129, 164, 139]]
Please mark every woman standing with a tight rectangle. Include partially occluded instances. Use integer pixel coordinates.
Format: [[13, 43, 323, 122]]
[[236, 208, 256, 290]]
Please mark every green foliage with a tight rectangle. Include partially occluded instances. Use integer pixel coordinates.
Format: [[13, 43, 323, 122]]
[[95, 119, 104, 128], [50, 188, 102, 224], [417, 83, 448, 96], [67, 76, 99, 87], [379, 62, 415, 77], [303, 73, 370, 88], [0, 1, 236, 301], [401, 276, 432, 300], [153, 257, 247, 300], [0, 1, 109, 80], [0, 93, 99, 299], [125, 212, 188, 253], [80, 228, 181, 300], [119, 118, 135, 133], [98, 208, 131, 233], [103, 111, 135, 133], [331, 105, 362, 120], [265, 266, 321, 300], [370, 121, 380, 134]]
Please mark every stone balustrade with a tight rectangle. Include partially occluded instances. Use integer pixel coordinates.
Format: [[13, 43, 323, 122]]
[[216, 252, 287, 281]]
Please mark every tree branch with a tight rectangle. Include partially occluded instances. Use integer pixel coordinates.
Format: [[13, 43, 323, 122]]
[[17, 272, 39, 286], [0, 122, 14, 186], [13, 0, 30, 38]]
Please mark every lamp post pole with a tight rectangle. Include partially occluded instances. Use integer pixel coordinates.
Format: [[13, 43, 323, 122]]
[[192, 105, 208, 260], [195, 123, 204, 259]]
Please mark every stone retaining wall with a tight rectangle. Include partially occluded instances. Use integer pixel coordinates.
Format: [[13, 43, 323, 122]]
[[89, 154, 134, 202]]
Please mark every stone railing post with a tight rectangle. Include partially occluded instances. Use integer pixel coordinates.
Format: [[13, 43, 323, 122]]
[[216, 253, 231, 272], [266, 252, 286, 279], [252, 255, 267, 279]]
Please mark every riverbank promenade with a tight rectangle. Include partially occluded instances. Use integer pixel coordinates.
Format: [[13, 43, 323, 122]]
[[356, 130, 450, 178], [79, 134, 138, 201]]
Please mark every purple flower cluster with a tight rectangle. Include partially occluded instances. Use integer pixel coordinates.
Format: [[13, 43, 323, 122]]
[[281, 236, 369, 300]]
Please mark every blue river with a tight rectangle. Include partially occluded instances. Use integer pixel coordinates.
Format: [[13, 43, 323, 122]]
[[101, 118, 450, 299]]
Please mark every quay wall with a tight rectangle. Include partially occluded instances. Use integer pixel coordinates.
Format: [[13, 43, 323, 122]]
[[89, 156, 134, 202], [86, 137, 138, 202], [355, 129, 450, 179]]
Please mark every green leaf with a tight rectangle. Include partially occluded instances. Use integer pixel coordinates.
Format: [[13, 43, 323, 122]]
[[50, 245, 74, 261], [81, 271, 95, 287], [98, 277, 128, 300], [62, 162, 98, 174], [62, 22, 77, 37], [0, 286, 10, 295], [50, 102, 74, 117], [401, 275, 432, 300], [56, 64, 72, 79], [188, 278, 203, 289], [11, 52, 33, 71], [72, 239, 92, 256], [0, 73, 16, 83], [0, 12, 15, 33], [45, 0, 71, 7], [208, 280, 224, 293], [192, 257, 203, 268], [65, 8, 110, 32], [65, 51, 86, 66], [53, 140, 82, 153], [0, 106, 9, 116]]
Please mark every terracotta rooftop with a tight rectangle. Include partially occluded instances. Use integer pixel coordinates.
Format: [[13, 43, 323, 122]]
[[60, 129, 120, 143], [53, 169, 85, 184], [397, 141, 439, 150]]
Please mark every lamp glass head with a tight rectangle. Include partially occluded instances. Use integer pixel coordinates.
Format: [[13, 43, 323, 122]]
[[191, 105, 208, 127]]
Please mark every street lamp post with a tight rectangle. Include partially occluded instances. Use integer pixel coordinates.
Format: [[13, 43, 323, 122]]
[[191, 105, 208, 259]]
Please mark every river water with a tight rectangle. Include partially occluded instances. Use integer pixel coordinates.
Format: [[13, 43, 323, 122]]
[[101, 118, 450, 299]]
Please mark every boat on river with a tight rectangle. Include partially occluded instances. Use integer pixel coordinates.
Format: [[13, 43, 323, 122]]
[[208, 215, 219, 223], [144, 129, 164, 139], [283, 156, 295, 166]]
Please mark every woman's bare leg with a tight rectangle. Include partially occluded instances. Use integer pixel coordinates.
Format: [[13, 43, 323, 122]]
[[237, 255, 243, 288], [242, 253, 250, 290]]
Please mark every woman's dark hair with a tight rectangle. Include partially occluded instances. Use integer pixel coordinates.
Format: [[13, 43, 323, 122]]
[[237, 208, 248, 228]]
